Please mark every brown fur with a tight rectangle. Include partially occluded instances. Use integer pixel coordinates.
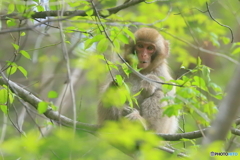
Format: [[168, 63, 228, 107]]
[[98, 28, 178, 134]]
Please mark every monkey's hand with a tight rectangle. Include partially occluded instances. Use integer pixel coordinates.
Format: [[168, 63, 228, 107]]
[[124, 107, 147, 130], [140, 74, 161, 97], [124, 107, 141, 121]]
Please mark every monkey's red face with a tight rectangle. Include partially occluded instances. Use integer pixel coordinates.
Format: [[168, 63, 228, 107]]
[[135, 41, 156, 69]]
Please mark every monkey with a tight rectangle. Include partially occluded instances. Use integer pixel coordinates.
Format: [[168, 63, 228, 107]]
[[97, 27, 178, 134]]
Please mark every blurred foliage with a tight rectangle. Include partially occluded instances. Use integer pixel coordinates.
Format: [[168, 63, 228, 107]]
[[0, 0, 240, 159]]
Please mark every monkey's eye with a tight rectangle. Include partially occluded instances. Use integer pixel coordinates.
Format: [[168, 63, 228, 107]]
[[147, 45, 155, 51], [136, 44, 144, 48]]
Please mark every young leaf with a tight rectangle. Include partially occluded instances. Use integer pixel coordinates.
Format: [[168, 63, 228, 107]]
[[123, 28, 135, 42], [20, 32, 26, 36], [37, 101, 48, 114], [0, 105, 8, 114], [115, 75, 123, 86], [6, 66, 17, 75], [12, 43, 19, 50], [20, 50, 31, 60], [97, 38, 109, 53], [8, 3, 15, 14], [18, 66, 28, 78], [118, 34, 129, 44], [0, 89, 8, 104], [48, 91, 58, 99]]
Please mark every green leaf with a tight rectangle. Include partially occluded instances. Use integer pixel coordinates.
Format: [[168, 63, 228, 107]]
[[18, 66, 28, 78], [37, 101, 48, 114], [0, 86, 14, 104], [48, 91, 58, 99], [7, 66, 17, 75], [197, 57, 202, 66], [115, 75, 123, 86], [118, 34, 129, 44], [113, 40, 120, 52], [0, 105, 8, 114], [0, 89, 8, 104], [123, 28, 135, 42], [20, 50, 31, 60], [231, 47, 240, 55], [37, 5, 45, 12], [192, 76, 207, 91], [163, 104, 180, 117], [50, 103, 58, 111], [97, 38, 109, 53], [86, 9, 94, 16], [209, 82, 222, 93], [8, 4, 15, 14], [49, 0, 58, 10], [102, 87, 127, 107], [220, 37, 230, 44], [16, 4, 25, 13], [99, 9, 110, 17], [20, 32, 26, 36], [202, 66, 211, 82], [84, 35, 105, 50], [6, 19, 16, 27], [12, 43, 19, 50]]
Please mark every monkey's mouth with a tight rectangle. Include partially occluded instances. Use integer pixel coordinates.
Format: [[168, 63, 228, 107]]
[[140, 61, 149, 63]]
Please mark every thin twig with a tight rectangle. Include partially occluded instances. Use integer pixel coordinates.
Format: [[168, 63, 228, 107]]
[[206, 2, 234, 43], [162, 31, 239, 65]]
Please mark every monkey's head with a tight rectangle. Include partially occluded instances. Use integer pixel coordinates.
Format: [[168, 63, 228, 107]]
[[124, 28, 169, 74]]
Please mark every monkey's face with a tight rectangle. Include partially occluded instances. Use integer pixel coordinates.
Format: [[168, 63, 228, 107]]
[[135, 41, 156, 69]]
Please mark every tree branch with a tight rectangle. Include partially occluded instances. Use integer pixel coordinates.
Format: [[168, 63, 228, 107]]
[[0, 73, 98, 133], [158, 128, 240, 141], [1, 73, 239, 140], [0, 0, 145, 20]]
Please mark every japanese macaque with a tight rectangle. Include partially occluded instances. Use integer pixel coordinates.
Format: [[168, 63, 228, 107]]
[[98, 28, 178, 134]]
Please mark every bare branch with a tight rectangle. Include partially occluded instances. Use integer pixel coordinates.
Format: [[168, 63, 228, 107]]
[[156, 146, 188, 157], [158, 128, 240, 141]]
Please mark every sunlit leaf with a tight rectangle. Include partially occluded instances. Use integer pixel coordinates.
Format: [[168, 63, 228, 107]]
[[118, 34, 129, 44], [8, 3, 15, 14], [97, 38, 109, 53], [20, 50, 31, 60], [115, 75, 123, 86], [231, 47, 240, 55], [123, 28, 135, 42], [20, 32, 26, 36], [0, 89, 8, 104], [37, 5, 45, 12], [6, 19, 16, 27], [0, 105, 8, 114], [99, 9, 109, 17], [18, 66, 28, 78], [16, 4, 25, 13], [48, 91, 58, 99], [37, 101, 48, 114], [84, 34, 105, 50], [12, 43, 19, 50], [7, 66, 17, 75]]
